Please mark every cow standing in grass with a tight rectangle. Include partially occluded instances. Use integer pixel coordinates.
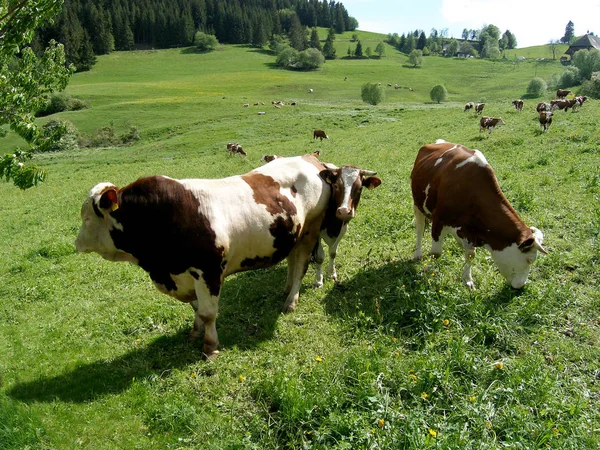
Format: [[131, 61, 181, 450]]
[[411, 139, 547, 289], [313, 130, 329, 141], [479, 116, 505, 136]]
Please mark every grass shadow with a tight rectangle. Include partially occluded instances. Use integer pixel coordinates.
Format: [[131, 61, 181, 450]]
[[7, 266, 290, 403]]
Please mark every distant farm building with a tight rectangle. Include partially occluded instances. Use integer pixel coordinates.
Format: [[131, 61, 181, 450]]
[[565, 34, 600, 58]]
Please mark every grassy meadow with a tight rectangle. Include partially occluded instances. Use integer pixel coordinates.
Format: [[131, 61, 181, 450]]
[[1, 33, 599, 449]]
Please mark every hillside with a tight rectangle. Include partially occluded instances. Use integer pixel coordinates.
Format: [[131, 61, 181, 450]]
[[1, 41, 598, 449]]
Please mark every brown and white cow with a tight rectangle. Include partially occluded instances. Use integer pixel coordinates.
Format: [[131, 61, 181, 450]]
[[512, 99, 524, 112], [536, 102, 550, 113], [260, 154, 281, 163], [411, 139, 547, 289], [551, 98, 577, 112], [312, 164, 382, 287], [479, 116, 505, 136], [475, 103, 485, 115], [538, 111, 553, 131], [464, 102, 474, 112], [313, 129, 329, 141], [75, 155, 343, 358], [556, 89, 571, 99], [227, 142, 247, 157]]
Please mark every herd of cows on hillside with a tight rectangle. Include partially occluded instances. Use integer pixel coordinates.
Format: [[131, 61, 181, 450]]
[[76, 111, 548, 356], [465, 89, 588, 136]]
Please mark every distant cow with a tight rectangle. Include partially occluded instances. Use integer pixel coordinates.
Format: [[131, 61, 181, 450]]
[[475, 103, 485, 115], [313, 130, 329, 141], [556, 89, 571, 99], [411, 139, 547, 289], [75, 155, 346, 358], [227, 142, 247, 157], [536, 102, 550, 113], [243, 103, 249, 108], [551, 99, 577, 112], [464, 102, 474, 112], [573, 96, 587, 112], [313, 165, 382, 287], [479, 116, 505, 136], [309, 88, 313, 93], [512, 99, 524, 112], [538, 111, 553, 131]]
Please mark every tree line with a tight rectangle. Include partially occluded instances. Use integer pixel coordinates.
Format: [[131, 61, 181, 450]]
[[387, 25, 517, 58], [34, 0, 358, 72]]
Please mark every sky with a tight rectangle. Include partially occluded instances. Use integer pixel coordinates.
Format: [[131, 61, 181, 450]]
[[341, 0, 600, 48]]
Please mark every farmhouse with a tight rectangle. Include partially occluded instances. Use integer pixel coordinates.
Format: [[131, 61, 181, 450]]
[[565, 34, 600, 58]]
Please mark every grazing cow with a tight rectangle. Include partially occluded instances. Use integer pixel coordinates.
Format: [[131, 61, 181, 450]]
[[551, 99, 577, 112], [538, 111, 553, 131], [313, 129, 329, 141], [479, 116, 505, 136], [556, 89, 571, 99], [257, 112, 266, 115], [512, 99, 524, 112], [536, 102, 550, 113], [243, 103, 249, 108], [573, 96, 587, 112], [387, 83, 392, 87], [464, 102, 474, 112], [475, 103, 485, 115], [309, 88, 313, 93], [227, 143, 246, 157], [75, 155, 341, 358], [313, 165, 382, 287], [411, 139, 547, 289], [394, 84, 400, 89]]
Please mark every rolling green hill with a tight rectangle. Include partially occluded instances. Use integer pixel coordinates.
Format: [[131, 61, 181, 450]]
[[1, 40, 598, 449]]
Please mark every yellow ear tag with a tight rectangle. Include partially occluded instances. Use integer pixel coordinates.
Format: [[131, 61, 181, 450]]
[[111, 203, 119, 211]]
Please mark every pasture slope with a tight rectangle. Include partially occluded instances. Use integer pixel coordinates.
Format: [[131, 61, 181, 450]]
[[1, 34, 599, 449]]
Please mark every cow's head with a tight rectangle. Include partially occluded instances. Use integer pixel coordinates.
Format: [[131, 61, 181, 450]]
[[489, 227, 547, 289], [75, 182, 135, 263], [320, 164, 382, 222]]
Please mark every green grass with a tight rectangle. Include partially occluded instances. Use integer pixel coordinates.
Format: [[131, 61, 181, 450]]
[[1, 38, 599, 449]]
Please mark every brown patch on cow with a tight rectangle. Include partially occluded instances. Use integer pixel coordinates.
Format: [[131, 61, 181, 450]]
[[411, 143, 531, 251], [241, 173, 297, 216], [109, 176, 225, 297]]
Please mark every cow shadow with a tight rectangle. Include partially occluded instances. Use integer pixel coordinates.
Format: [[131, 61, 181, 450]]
[[319, 257, 522, 348], [7, 266, 290, 403]]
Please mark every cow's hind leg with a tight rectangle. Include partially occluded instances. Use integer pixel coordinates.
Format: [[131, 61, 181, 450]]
[[413, 204, 426, 260], [188, 299, 203, 341], [193, 278, 222, 359]]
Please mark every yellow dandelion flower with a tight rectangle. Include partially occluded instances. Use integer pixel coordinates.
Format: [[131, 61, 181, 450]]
[[442, 319, 450, 326], [409, 374, 418, 382], [239, 375, 245, 383], [486, 421, 492, 429], [378, 419, 385, 428], [315, 356, 323, 362], [494, 362, 504, 370], [371, 429, 376, 434], [429, 429, 437, 437], [391, 337, 398, 342], [136, 338, 141, 343], [469, 396, 476, 403], [553, 428, 559, 435], [421, 392, 429, 400], [190, 372, 196, 378]]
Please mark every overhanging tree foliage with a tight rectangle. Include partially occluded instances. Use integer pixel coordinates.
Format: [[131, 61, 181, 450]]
[[1, 0, 74, 189]]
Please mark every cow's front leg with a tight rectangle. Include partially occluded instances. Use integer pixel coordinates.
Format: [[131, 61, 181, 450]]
[[461, 246, 476, 290], [193, 278, 221, 359], [188, 299, 203, 341], [284, 225, 320, 312], [312, 238, 325, 288], [325, 225, 347, 283]]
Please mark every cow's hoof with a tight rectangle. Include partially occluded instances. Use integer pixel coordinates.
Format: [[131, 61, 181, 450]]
[[188, 331, 202, 342], [466, 281, 476, 290], [413, 253, 422, 261], [313, 281, 323, 289], [283, 302, 297, 313], [202, 349, 220, 361]]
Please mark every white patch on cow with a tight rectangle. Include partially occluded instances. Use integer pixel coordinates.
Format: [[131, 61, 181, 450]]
[[487, 243, 539, 289], [435, 145, 458, 166], [435, 138, 447, 144], [455, 149, 488, 169], [422, 183, 432, 215], [337, 167, 361, 213]]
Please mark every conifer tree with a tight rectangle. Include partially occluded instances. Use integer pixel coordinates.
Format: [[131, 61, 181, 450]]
[[322, 26, 336, 59], [309, 27, 321, 51]]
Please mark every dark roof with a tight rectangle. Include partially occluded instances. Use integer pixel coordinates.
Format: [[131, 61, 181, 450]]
[[566, 34, 600, 55]]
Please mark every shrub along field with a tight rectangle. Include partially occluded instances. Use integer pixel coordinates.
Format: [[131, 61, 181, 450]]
[[1, 35, 599, 449]]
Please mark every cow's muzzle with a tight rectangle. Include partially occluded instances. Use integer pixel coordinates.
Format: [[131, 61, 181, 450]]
[[336, 207, 355, 221]]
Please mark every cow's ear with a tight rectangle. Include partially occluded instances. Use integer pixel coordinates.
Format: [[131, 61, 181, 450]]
[[319, 169, 337, 185], [99, 188, 119, 211], [363, 176, 382, 190], [518, 237, 535, 252]]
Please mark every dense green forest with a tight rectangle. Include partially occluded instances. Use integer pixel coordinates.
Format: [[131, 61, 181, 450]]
[[34, 0, 357, 71]]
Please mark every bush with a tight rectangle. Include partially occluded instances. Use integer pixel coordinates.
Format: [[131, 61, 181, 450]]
[[276, 47, 324, 70], [579, 71, 600, 99], [35, 93, 89, 117], [275, 46, 298, 68], [361, 82, 385, 105], [194, 32, 218, 52], [557, 66, 581, 88], [408, 49, 423, 67], [571, 48, 600, 80], [79, 124, 141, 148], [526, 77, 547, 97], [36, 119, 79, 152], [430, 85, 448, 103]]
